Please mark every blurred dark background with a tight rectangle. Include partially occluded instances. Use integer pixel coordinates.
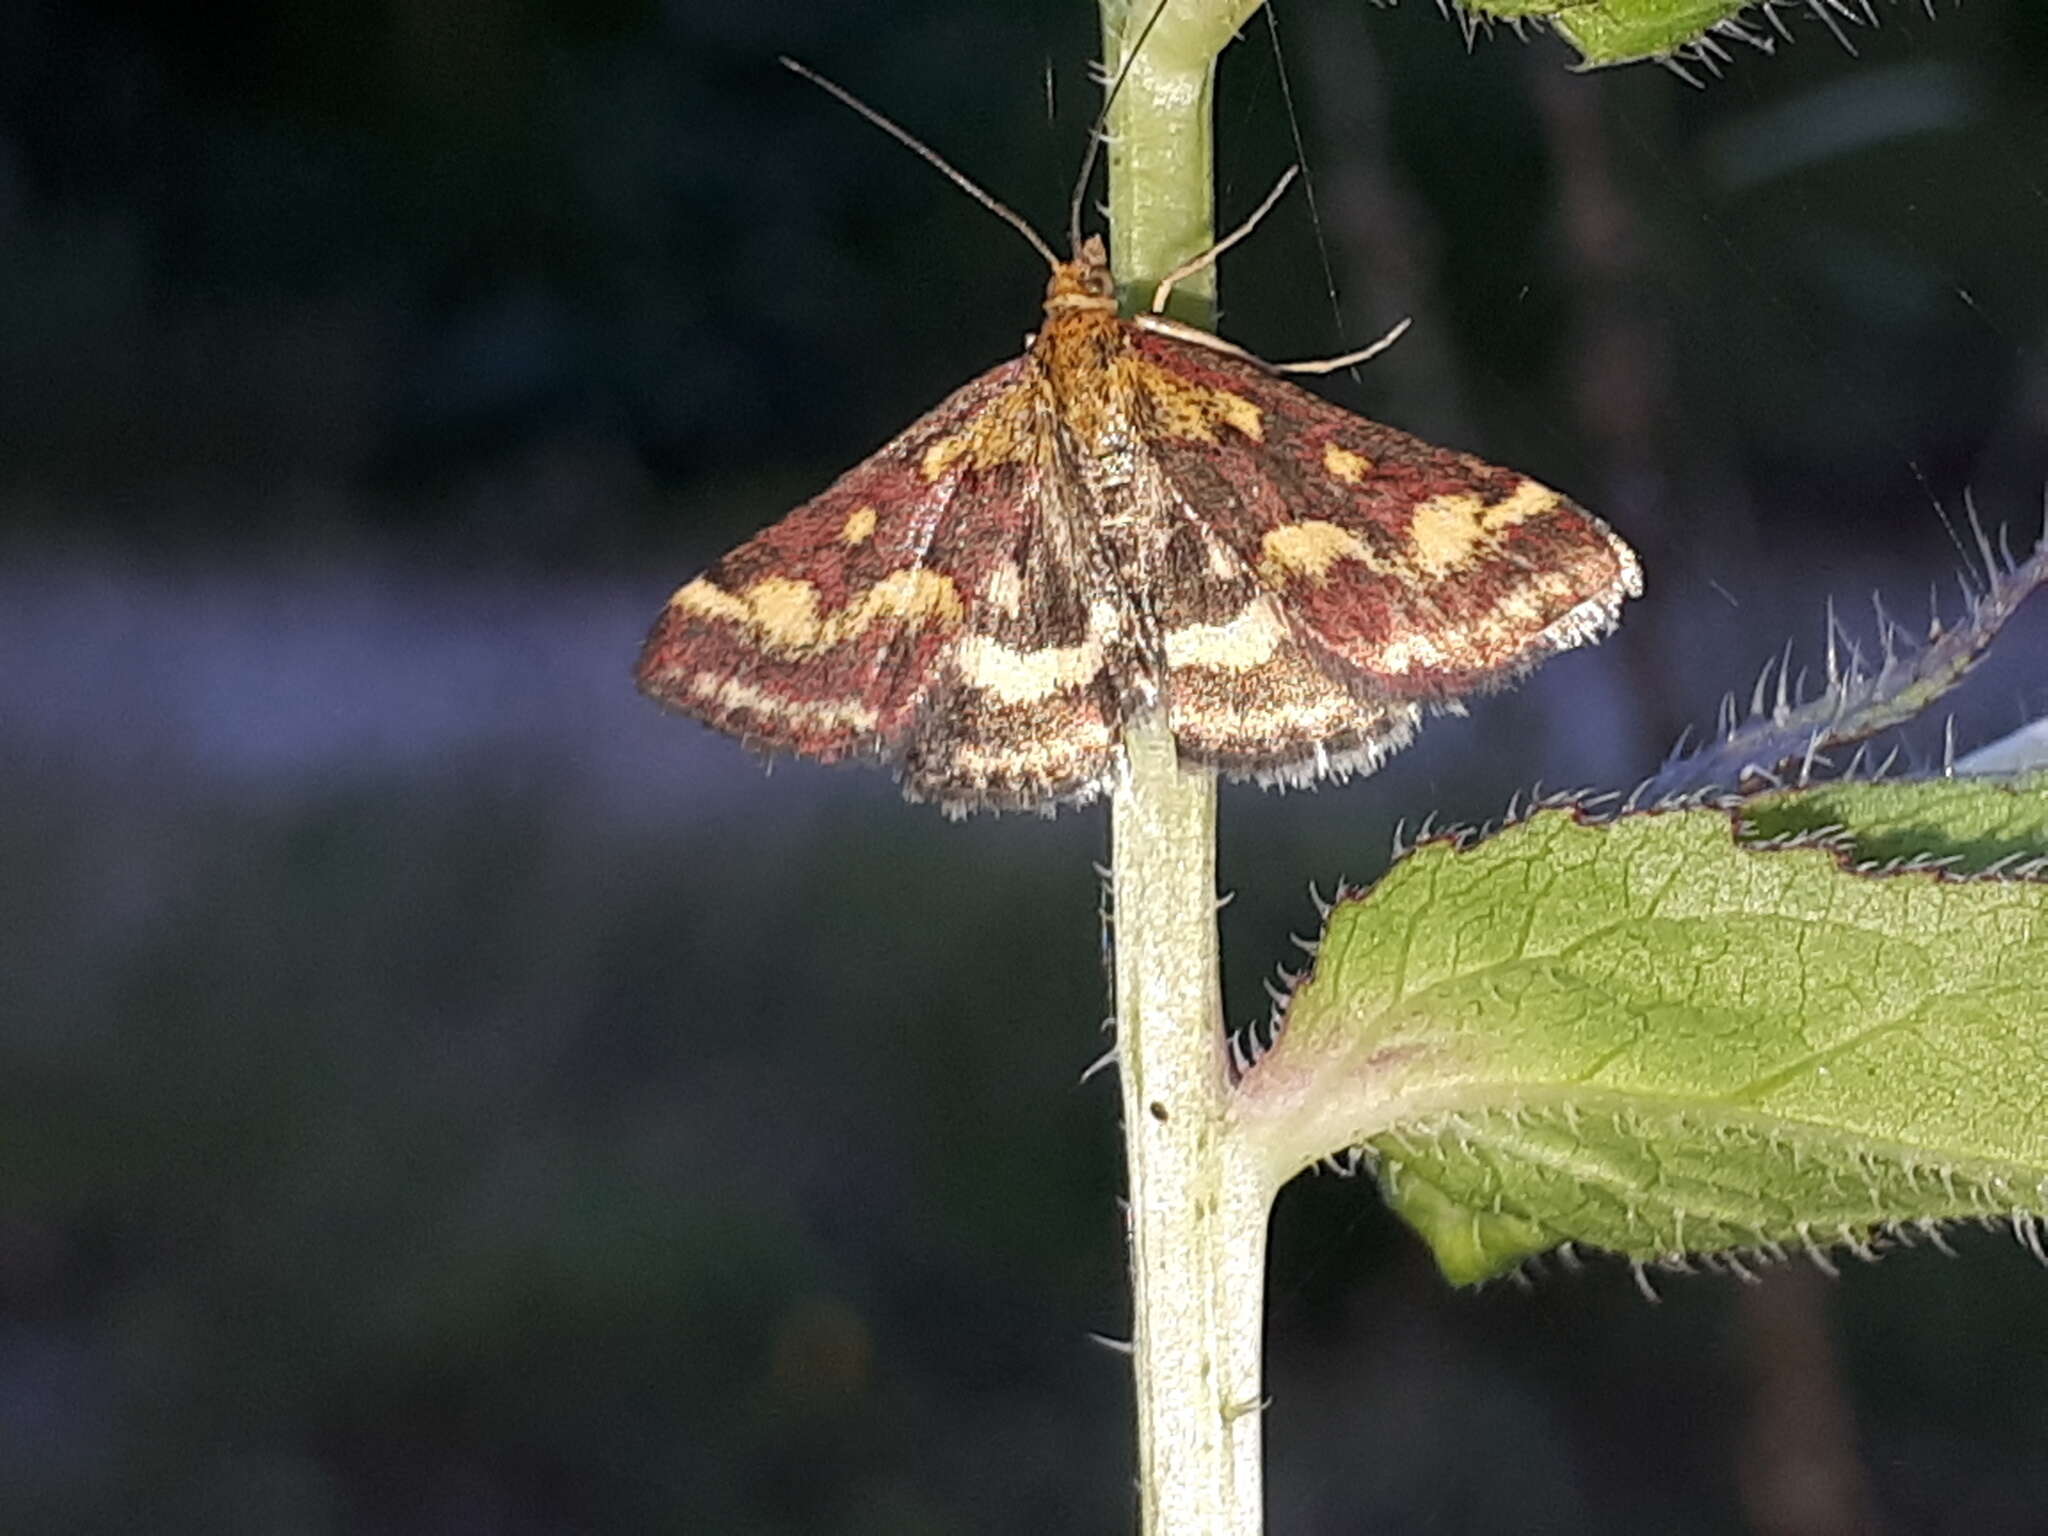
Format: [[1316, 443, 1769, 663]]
[[7, 1, 2048, 1531]]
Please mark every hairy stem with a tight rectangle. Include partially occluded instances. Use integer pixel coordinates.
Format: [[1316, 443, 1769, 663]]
[[1100, 3, 1270, 1532]]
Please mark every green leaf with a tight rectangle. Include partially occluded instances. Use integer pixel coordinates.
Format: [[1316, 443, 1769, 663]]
[[1551, 0, 1755, 67], [1453, 0, 1919, 69], [1744, 775, 2048, 876], [1458, 0, 1605, 19], [1236, 798, 2048, 1284], [1459, 0, 1754, 65]]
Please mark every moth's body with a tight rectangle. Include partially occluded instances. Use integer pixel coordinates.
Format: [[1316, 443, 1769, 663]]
[[637, 237, 1640, 813]]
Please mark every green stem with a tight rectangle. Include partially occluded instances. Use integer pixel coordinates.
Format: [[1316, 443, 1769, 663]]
[[1110, 725, 1268, 1536], [1099, 4, 1270, 1532]]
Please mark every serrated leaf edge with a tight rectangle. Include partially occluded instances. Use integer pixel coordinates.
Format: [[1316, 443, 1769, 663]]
[[1365, 1094, 2048, 1286], [1450, 0, 1891, 72], [1232, 790, 2048, 1079]]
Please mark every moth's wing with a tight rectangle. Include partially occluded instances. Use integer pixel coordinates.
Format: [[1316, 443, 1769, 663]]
[[635, 356, 1121, 812], [897, 425, 1129, 813], [1127, 327, 1641, 708], [1106, 452, 1421, 786]]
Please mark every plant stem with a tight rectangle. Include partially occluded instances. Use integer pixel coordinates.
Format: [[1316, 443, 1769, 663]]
[[1100, 3, 1270, 1532], [1110, 727, 1270, 1535]]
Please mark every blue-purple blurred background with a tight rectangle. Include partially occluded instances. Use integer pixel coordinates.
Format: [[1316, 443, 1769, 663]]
[[8, 2, 2048, 1531]]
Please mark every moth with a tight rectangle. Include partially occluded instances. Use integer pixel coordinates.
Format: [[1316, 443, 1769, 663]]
[[637, 67, 1641, 815]]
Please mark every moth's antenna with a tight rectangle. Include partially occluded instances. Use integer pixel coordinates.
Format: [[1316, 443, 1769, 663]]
[[1067, 0, 1177, 256], [1150, 165, 1299, 314], [779, 57, 1059, 272]]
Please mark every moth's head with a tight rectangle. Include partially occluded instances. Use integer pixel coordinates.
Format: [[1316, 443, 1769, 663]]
[[1043, 235, 1117, 314]]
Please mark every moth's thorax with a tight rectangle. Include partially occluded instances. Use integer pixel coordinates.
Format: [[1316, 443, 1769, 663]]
[[1033, 239, 1269, 478], [1027, 241, 1139, 473], [1027, 309, 1144, 491]]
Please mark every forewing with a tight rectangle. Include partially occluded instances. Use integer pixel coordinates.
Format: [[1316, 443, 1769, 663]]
[[1110, 462, 1420, 785], [1127, 327, 1641, 703], [897, 432, 1128, 811], [635, 356, 1121, 812]]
